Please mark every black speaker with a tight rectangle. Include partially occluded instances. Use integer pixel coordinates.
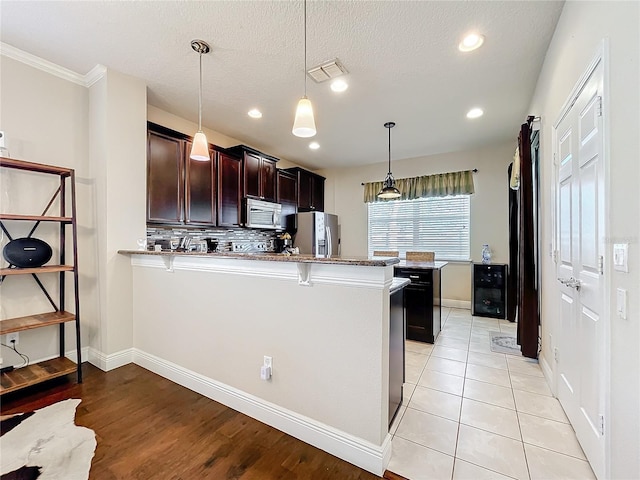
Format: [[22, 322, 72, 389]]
[[3, 238, 53, 268]]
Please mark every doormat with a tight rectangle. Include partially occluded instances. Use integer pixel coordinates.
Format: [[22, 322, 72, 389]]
[[490, 331, 521, 356], [0, 399, 96, 480]]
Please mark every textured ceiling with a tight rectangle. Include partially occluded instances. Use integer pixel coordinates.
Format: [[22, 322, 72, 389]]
[[1, 1, 564, 170]]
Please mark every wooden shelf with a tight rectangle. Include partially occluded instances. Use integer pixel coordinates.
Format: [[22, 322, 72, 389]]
[[0, 213, 73, 223], [0, 311, 76, 335], [0, 265, 75, 275], [0, 157, 73, 176], [0, 357, 77, 395]]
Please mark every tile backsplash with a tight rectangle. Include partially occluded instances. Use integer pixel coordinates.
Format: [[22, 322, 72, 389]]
[[147, 226, 279, 252]]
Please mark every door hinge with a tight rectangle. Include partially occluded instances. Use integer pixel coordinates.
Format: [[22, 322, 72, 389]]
[[597, 96, 603, 117], [552, 249, 558, 263], [600, 414, 605, 436], [598, 255, 604, 275]]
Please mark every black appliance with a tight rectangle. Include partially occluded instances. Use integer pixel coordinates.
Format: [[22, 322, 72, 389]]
[[3, 237, 53, 268], [472, 263, 507, 319]]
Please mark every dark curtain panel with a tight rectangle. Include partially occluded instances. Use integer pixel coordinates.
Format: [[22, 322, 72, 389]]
[[517, 120, 540, 359], [507, 163, 518, 322]]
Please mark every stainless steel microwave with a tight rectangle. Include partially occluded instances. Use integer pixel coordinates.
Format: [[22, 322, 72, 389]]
[[244, 198, 282, 229]]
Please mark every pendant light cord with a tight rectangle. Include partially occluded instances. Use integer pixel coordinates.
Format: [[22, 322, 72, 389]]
[[303, 0, 307, 97], [388, 125, 392, 175], [198, 52, 203, 130]]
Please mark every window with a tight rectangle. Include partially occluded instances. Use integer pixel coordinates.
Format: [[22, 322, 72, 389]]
[[367, 195, 470, 260]]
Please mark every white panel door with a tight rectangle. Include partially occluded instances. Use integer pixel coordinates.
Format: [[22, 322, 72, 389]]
[[555, 59, 606, 479]]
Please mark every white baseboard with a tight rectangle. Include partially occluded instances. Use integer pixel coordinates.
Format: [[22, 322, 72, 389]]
[[539, 353, 556, 396], [133, 348, 391, 476], [87, 347, 134, 372], [442, 299, 471, 310]]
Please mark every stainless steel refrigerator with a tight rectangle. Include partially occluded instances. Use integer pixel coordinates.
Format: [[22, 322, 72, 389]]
[[288, 212, 339, 257]]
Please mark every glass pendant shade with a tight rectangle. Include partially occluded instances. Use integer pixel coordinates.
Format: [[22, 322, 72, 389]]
[[190, 131, 210, 161], [292, 97, 317, 138]]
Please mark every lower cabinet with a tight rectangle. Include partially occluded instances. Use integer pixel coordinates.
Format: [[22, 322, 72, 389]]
[[395, 267, 442, 343], [389, 284, 405, 427]]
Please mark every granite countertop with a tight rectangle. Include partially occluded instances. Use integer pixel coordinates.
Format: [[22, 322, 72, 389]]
[[118, 250, 400, 267], [390, 277, 411, 294], [395, 260, 449, 270]]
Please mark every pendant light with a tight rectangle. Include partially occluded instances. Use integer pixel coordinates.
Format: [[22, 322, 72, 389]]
[[292, 0, 317, 138], [377, 122, 401, 199], [190, 40, 211, 161]]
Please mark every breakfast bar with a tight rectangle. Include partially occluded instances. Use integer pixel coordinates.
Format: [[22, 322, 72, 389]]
[[120, 250, 399, 475]]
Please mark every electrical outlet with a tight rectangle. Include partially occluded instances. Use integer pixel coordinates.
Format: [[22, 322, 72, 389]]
[[263, 356, 272, 369], [6, 332, 18, 346]]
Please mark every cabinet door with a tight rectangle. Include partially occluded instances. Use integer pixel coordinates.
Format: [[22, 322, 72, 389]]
[[277, 170, 298, 227], [405, 284, 434, 343], [311, 175, 325, 211], [297, 170, 313, 210], [261, 158, 277, 202], [147, 131, 184, 223], [243, 152, 261, 199], [218, 152, 242, 226], [185, 143, 216, 225]]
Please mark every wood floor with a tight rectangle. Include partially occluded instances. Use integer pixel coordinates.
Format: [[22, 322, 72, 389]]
[[1, 363, 383, 480]]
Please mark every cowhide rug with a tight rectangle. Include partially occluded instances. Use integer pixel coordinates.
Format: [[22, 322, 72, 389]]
[[0, 399, 96, 480]]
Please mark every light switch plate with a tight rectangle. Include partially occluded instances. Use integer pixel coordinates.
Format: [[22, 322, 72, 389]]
[[616, 288, 627, 319], [613, 243, 629, 272]]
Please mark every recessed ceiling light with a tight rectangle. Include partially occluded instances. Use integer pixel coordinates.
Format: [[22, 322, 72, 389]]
[[330, 79, 349, 93], [309, 142, 320, 150], [459, 33, 485, 52], [248, 109, 262, 118], [466, 108, 484, 119]]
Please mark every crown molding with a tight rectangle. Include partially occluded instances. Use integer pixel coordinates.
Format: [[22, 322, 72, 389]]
[[1, 42, 106, 87], [84, 64, 107, 87]]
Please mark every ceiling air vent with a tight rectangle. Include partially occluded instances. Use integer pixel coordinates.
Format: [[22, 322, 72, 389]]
[[307, 58, 348, 83]]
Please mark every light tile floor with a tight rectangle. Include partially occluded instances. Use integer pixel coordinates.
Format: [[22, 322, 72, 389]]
[[388, 308, 596, 480]]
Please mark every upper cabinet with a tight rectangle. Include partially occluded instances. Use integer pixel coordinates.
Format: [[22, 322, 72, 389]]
[[276, 169, 298, 227], [148, 122, 219, 227], [147, 128, 185, 224], [227, 145, 278, 203], [217, 151, 242, 227], [284, 167, 325, 212], [146, 124, 286, 228], [185, 141, 217, 225]]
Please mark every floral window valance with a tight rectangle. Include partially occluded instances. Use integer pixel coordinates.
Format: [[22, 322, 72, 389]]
[[363, 169, 475, 203]]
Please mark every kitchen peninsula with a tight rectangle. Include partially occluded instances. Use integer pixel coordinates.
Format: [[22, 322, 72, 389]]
[[119, 249, 400, 475]]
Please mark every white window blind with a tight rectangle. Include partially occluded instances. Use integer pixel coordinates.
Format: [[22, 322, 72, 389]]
[[368, 196, 470, 260]]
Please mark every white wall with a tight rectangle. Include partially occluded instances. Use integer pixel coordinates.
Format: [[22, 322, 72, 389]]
[[318, 141, 515, 302], [528, 1, 640, 478], [90, 69, 147, 356], [0, 56, 95, 364]]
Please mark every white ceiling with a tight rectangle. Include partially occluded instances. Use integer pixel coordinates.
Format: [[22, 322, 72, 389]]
[[1, 1, 564, 170]]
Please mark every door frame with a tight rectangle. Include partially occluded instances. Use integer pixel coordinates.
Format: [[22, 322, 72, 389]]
[[551, 39, 611, 479]]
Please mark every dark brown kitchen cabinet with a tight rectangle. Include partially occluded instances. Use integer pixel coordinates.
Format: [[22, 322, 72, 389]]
[[185, 142, 216, 225], [227, 145, 278, 202], [277, 169, 298, 227], [394, 267, 442, 343], [147, 129, 184, 224], [217, 152, 242, 226], [284, 167, 325, 212]]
